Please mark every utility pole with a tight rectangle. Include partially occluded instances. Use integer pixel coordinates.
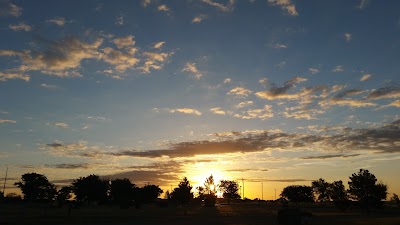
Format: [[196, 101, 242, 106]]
[[3, 167, 8, 194], [241, 178, 244, 200], [261, 182, 263, 200]]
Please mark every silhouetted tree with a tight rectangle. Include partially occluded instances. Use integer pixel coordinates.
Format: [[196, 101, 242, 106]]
[[170, 177, 193, 205], [281, 185, 314, 203], [14, 173, 56, 201], [328, 180, 348, 202], [391, 193, 400, 208], [203, 175, 217, 206], [196, 186, 206, 200], [110, 178, 136, 208], [56, 186, 72, 205], [348, 169, 387, 208], [312, 178, 330, 202], [138, 184, 163, 203], [72, 174, 109, 203], [219, 180, 240, 204]]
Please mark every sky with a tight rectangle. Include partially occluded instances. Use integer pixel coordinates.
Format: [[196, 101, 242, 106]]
[[0, 0, 400, 200]]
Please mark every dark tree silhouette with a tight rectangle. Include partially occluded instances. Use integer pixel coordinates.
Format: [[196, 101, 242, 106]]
[[348, 169, 387, 208], [110, 178, 136, 208], [312, 178, 330, 202], [281, 185, 314, 203], [72, 174, 109, 203], [14, 173, 56, 201], [196, 186, 205, 200], [55, 186, 72, 205], [219, 180, 240, 204], [138, 184, 163, 203], [203, 175, 217, 206], [170, 177, 193, 205], [391, 193, 400, 208], [328, 180, 348, 202]]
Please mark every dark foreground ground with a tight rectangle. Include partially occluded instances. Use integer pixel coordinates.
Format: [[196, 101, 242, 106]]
[[1, 203, 400, 225]]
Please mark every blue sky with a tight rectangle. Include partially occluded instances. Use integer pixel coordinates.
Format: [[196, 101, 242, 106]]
[[1, 0, 400, 199]]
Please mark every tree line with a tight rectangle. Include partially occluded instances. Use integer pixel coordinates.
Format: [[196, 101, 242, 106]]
[[2, 168, 399, 210]]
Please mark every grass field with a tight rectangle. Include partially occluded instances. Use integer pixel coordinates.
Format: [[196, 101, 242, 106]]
[[1, 202, 400, 225]]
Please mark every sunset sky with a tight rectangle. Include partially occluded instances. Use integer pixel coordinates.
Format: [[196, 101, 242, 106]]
[[1, 0, 399, 200]]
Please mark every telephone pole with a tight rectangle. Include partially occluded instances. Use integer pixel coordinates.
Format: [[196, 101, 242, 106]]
[[3, 167, 8, 194]]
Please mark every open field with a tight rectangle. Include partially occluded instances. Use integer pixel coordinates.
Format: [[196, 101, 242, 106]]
[[1, 203, 400, 225]]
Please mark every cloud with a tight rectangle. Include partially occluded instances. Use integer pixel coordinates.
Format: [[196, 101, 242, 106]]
[[140, 51, 172, 73], [259, 78, 268, 86], [142, 0, 151, 7], [0, 0, 22, 17], [332, 65, 344, 72], [0, 36, 103, 77], [115, 15, 124, 26], [255, 76, 308, 100], [182, 63, 202, 80], [9, 23, 31, 32], [320, 89, 376, 107], [157, 4, 170, 11], [42, 141, 102, 158], [153, 41, 165, 49], [227, 87, 252, 97], [223, 78, 231, 84], [357, 0, 369, 9], [300, 154, 361, 160], [101, 47, 140, 72], [0, 119, 16, 124], [40, 84, 59, 90], [344, 33, 352, 42], [309, 68, 320, 74], [234, 105, 274, 120], [54, 122, 69, 128], [113, 35, 136, 49], [360, 74, 372, 82], [201, 0, 236, 12], [268, 0, 298, 16], [366, 86, 400, 100], [192, 14, 208, 24], [46, 17, 67, 26], [236, 101, 253, 109], [283, 108, 323, 120], [0, 72, 30, 81], [44, 163, 91, 169], [387, 100, 400, 108], [210, 107, 226, 115], [170, 108, 202, 116], [273, 43, 287, 49]]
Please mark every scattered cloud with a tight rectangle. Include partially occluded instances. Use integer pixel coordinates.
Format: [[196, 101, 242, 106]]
[[0, 72, 30, 81], [9, 23, 32, 32], [44, 163, 91, 169], [344, 33, 352, 42], [360, 74, 372, 82], [273, 43, 287, 49], [332, 65, 344, 72], [170, 108, 202, 116], [40, 84, 59, 90], [157, 4, 170, 11], [0, 119, 16, 124], [0, 0, 22, 17], [367, 86, 400, 100], [223, 78, 231, 84], [227, 87, 252, 97], [113, 35, 135, 49], [357, 0, 369, 10], [95, 3, 104, 12], [201, 0, 236, 12], [259, 78, 269, 86], [46, 17, 67, 26], [268, 0, 298, 16], [255, 76, 308, 100], [54, 122, 69, 128], [236, 101, 253, 109], [387, 100, 400, 108], [182, 63, 202, 80], [309, 68, 320, 74], [153, 41, 165, 49], [234, 105, 274, 120], [210, 107, 226, 115], [142, 0, 151, 7], [301, 154, 361, 160], [115, 15, 124, 26], [192, 14, 208, 24], [101, 47, 140, 72]]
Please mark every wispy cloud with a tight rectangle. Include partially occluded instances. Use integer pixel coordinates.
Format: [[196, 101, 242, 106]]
[[301, 154, 361, 160], [0, 0, 22, 17], [0, 72, 29, 81], [192, 14, 208, 24], [113, 35, 135, 49], [309, 68, 320, 74], [210, 107, 226, 115], [9, 23, 31, 32], [0, 119, 16, 124], [344, 33, 352, 42], [46, 17, 68, 26], [153, 41, 165, 49], [360, 74, 372, 81], [236, 101, 253, 109], [268, 0, 298, 16], [201, 0, 236, 12], [227, 87, 252, 97], [234, 105, 274, 120], [223, 78, 231, 84], [40, 84, 59, 90], [53, 122, 69, 128], [273, 43, 287, 49], [182, 63, 203, 80], [115, 15, 124, 26], [157, 4, 170, 12], [367, 86, 400, 100], [332, 65, 344, 72], [170, 108, 202, 116], [357, 0, 369, 10], [255, 76, 308, 100]]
